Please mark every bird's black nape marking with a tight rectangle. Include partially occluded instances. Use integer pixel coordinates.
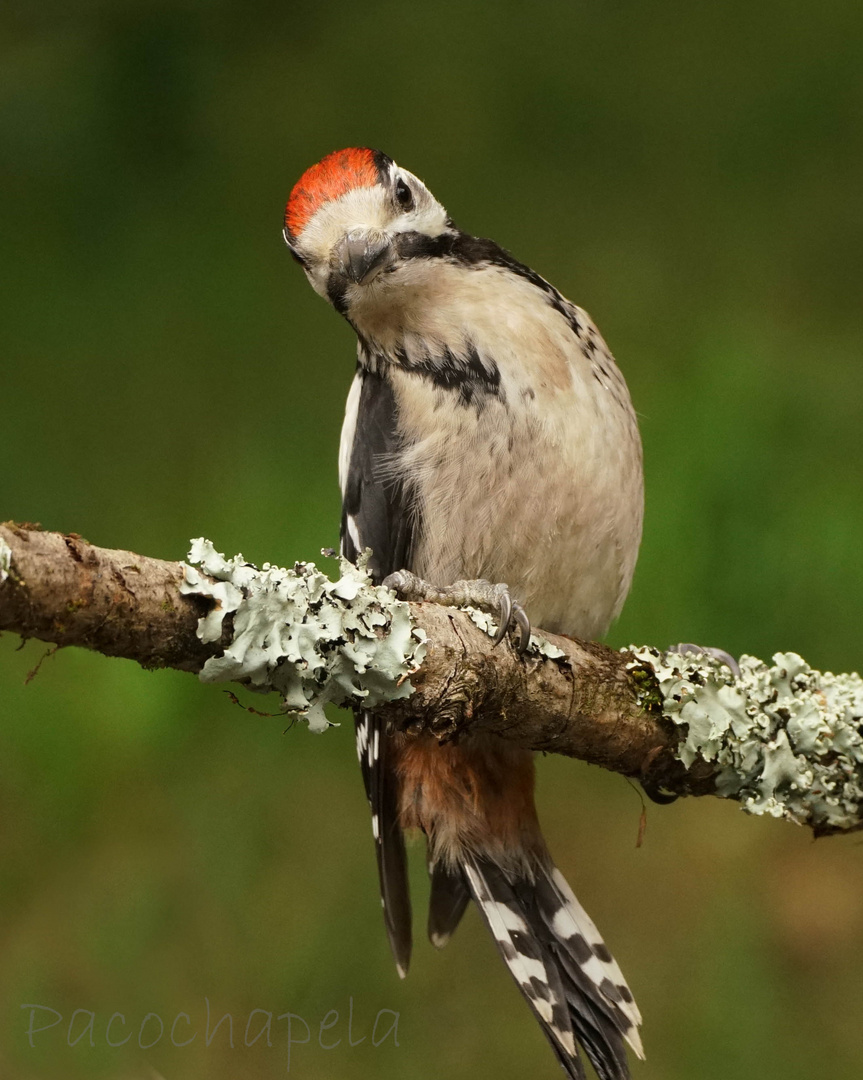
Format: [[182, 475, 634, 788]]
[[370, 148, 394, 181]]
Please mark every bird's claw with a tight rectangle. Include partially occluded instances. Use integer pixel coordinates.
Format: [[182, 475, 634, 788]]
[[492, 590, 512, 647], [492, 590, 531, 654], [382, 571, 532, 655]]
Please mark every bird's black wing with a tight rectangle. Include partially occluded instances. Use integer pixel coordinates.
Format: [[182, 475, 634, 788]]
[[340, 367, 414, 579], [340, 365, 416, 976]]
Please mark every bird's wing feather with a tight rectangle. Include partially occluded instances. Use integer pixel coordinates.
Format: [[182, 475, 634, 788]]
[[427, 862, 471, 949], [340, 365, 416, 976], [340, 366, 414, 579]]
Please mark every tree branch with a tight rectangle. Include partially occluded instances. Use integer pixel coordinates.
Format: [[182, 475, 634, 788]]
[[1, 522, 861, 837]]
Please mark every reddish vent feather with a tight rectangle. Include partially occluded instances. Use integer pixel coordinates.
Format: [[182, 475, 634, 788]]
[[285, 147, 381, 241]]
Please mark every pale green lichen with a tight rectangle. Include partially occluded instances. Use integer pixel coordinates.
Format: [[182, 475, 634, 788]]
[[629, 646, 863, 831], [180, 539, 426, 733], [466, 608, 566, 659], [0, 536, 11, 583]]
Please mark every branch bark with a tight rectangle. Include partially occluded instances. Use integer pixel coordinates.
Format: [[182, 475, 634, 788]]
[[2, 522, 861, 836], [0, 522, 224, 671]]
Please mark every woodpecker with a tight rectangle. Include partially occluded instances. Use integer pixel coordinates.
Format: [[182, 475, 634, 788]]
[[283, 148, 644, 1080]]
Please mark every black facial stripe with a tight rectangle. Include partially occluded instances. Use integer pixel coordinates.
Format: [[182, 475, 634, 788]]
[[393, 231, 457, 260], [450, 235, 584, 335], [394, 230, 541, 280], [326, 272, 349, 315], [400, 231, 540, 285], [393, 230, 586, 341]]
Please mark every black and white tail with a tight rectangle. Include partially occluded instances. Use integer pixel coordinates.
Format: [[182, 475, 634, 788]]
[[462, 856, 643, 1080]]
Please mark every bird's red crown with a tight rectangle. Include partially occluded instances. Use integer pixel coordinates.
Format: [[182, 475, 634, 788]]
[[285, 148, 382, 241]]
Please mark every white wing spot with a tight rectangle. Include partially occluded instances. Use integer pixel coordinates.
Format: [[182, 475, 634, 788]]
[[346, 514, 361, 554]]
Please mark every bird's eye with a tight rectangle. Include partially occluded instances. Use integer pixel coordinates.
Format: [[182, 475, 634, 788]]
[[395, 178, 414, 211]]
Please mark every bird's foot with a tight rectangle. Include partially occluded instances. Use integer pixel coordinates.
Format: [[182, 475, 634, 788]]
[[382, 570, 532, 654], [669, 642, 740, 678]]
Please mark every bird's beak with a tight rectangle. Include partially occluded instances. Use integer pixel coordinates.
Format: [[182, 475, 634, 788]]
[[333, 229, 394, 285]]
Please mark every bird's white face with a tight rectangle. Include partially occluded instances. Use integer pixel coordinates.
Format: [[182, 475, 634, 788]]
[[284, 148, 452, 312]]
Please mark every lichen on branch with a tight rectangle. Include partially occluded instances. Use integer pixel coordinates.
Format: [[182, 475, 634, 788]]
[[0, 535, 12, 583], [179, 539, 427, 733], [633, 646, 863, 834], [1, 522, 862, 836]]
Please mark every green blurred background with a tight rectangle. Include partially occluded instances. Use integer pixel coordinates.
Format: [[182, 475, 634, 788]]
[[2, 1, 862, 1077]]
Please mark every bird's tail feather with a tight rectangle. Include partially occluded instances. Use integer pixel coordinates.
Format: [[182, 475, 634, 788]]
[[355, 711, 412, 977], [462, 855, 643, 1080], [427, 861, 471, 949]]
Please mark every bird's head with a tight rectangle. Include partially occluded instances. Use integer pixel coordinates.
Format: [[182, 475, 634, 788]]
[[283, 148, 454, 314]]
